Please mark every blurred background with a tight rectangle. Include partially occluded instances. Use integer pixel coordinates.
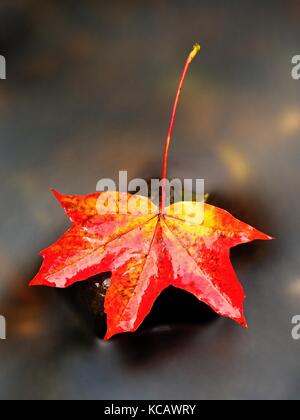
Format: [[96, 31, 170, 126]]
[[0, 0, 300, 400]]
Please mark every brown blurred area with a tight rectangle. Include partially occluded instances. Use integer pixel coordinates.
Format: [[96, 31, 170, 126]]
[[0, 0, 300, 400]]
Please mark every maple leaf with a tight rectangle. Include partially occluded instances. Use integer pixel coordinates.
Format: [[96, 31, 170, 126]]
[[30, 44, 272, 340]]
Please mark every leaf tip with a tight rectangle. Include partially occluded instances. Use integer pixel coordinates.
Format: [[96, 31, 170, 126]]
[[234, 308, 248, 329], [256, 230, 275, 242], [29, 276, 42, 287], [241, 319, 248, 329], [104, 331, 113, 341], [51, 188, 63, 202]]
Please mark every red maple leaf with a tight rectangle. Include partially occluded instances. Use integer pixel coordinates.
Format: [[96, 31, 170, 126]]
[[31, 45, 272, 340]]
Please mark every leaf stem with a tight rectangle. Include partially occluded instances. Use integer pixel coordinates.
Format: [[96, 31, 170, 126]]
[[160, 43, 201, 212]]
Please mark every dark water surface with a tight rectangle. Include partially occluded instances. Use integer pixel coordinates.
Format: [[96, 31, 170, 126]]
[[0, 1, 299, 399]]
